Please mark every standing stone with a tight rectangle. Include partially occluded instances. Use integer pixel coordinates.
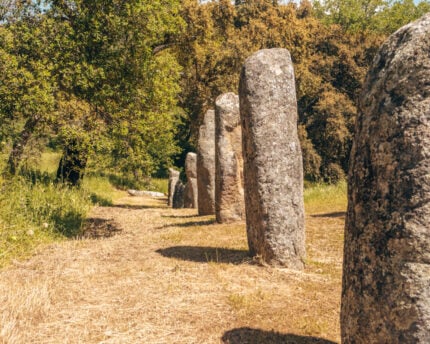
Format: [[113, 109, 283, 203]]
[[184, 152, 198, 208], [172, 180, 185, 209], [183, 183, 193, 208], [239, 48, 305, 269], [197, 109, 216, 215], [215, 93, 245, 223], [342, 14, 430, 343], [168, 168, 180, 207]]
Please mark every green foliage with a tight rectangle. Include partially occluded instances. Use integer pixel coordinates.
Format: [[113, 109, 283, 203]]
[[372, 0, 430, 34], [313, 0, 390, 32], [0, 8, 57, 174], [4, 0, 425, 184], [1, 0, 184, 181], [176, 1, 376, 182], [49, 0, 185, 181], [313, 0, 430, 33], [109, 51, 183, 177], [177, 0, 427, 182]]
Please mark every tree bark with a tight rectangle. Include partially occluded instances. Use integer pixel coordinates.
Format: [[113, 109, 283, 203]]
[[56, 138, 88, 186]]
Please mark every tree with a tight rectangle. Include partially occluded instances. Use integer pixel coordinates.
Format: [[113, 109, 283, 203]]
[[373, 0, 430, 33], [313, 0, 390, 32], [45, 0, 184, 184], [0, 8, 56, 175], [176, 0, 387, 182], [313, 0, 430, 34]]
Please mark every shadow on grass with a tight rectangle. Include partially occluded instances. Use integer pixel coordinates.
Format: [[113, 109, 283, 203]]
[[160, 219, 216, 228], [311, 212, 346, 218], [161, 214, 199, 219], [52, 210, 86, 238], [79, 217, 122, 239], [89, 193, 113, 206], [222, 327, 337, 344], [156, 246, 249, 264], [19, 168, 55, 186]]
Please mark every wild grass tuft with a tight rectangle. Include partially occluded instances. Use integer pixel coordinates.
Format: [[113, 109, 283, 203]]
[[0, 177, 93, 267]]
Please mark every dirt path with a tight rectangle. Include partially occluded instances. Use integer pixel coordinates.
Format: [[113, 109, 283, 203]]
[[0, 194, 343, 344]]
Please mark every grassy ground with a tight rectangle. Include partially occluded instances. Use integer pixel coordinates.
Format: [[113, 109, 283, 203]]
[[0, 181, 346, 343], [0, 152, 164, 268]]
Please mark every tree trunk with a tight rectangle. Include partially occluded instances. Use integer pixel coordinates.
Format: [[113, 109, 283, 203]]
[[56, 138, 88, 186], [7, 116, 39, 175]]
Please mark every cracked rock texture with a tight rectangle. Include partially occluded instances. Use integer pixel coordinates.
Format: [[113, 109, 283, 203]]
[[239, 48, 305, 269], [184, 152, 198, 208], [341, 13, 430, 343], [168, 168, 180, 207], [197, 109, 216, 215], [215, 93, 245, 223]]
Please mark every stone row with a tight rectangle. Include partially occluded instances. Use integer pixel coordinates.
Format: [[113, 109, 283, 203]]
[[166, 13, 430, 342]]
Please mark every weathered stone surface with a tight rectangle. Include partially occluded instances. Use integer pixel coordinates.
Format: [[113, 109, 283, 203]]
[[239, 48, 305, 269], [215, 93, 245, 223], [184, 152, 198, 208], [197, 109, 216, 215], [186, 152, 198, 179], [168, 168, 180, 207], [341, 14, 430, 343], [172, 180, 185, 209], [183, 183, 193, 208]]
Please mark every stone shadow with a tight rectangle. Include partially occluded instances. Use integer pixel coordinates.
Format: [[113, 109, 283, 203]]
[[162, 214, 199, 219], [311, 212, 345, 218], [156, 246, 249, 264], [222, 327, 337, 344], [159, 219, 216, 228], [79, 218, 122, 239], [109, 204, 164, 210]]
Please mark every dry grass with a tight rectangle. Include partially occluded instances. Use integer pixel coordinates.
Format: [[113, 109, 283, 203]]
[[0, 191, 345, 344]]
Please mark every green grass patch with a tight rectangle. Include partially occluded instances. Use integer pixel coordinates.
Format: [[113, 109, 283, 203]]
[[146, 178, 168, 195], [304, 180, 347, 214], [0, 172, 127, 268], [0, 177, 92, 267], [101, 173, 167, 195], [82, 175, 124, 206], [0, 149, 129, 268]]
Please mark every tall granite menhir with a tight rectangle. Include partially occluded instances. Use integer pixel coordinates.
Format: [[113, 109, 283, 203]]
[[184, 152, 198, 208], [342, 14, 430, 343], [215, 93, 245, 223], [197, 109, 216, 215], [239, 48, 305, 269], [167, 168, 180, 207]]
